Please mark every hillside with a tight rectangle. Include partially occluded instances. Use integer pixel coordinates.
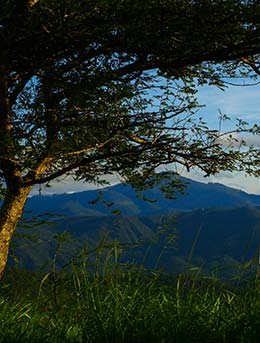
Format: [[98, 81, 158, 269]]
[[10, 205, 260, 279], [7, 175, 260, 279]]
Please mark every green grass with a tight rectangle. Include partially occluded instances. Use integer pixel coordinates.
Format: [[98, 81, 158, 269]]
[[1, 245, 260, 342]]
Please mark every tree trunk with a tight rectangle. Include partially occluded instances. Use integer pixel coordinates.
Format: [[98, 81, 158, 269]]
[[0, 186, 32, 278]]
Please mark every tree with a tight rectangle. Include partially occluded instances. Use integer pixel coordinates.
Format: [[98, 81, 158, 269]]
[[1, 0, 260, 277]]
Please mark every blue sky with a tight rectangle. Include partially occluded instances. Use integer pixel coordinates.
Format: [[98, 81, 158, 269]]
[[33, 81, 260, 196], [183, 80, 260, 194]]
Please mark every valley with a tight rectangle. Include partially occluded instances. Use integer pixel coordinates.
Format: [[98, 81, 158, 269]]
[[8, 176, 260, 281]]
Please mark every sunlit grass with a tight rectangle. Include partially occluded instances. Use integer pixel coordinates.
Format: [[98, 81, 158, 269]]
[[1, 242, 260, 342]]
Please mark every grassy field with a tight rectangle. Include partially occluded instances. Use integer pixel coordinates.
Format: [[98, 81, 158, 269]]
[[1, 244, 260, 343]]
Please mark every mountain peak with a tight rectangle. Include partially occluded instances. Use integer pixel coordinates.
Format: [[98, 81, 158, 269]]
[[25, 176, 260, 217]]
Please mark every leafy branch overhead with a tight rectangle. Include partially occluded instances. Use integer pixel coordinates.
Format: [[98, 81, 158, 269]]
[[1, 0, 260, 193]]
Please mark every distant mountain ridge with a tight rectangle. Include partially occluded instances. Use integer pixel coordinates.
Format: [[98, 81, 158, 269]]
[[25, 176, 260, 217], [8, 175, 260, 279]]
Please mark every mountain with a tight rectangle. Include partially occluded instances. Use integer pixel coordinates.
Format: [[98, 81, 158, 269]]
[[25, 176, 260, 217], [10, 205, 260, 280], [6, 175, 260, 280]]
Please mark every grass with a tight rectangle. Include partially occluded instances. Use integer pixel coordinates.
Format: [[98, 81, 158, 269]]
[[1, 243, 260, 342]]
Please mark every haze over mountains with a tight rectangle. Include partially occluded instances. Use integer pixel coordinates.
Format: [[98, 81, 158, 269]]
[[9, 175, 260, 280]]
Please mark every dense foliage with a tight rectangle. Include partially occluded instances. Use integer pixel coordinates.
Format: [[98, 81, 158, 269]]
[[2, 0, 260, 191]]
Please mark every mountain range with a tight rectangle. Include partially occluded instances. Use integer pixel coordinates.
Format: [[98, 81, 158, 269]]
[[8, 175, 260, 280], [24, 176, 260, 216]]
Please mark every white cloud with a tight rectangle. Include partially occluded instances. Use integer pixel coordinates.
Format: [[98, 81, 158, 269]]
[[30, 174, 121, 196], [181, 169, 260, 195], [216, 131, 260, 148]]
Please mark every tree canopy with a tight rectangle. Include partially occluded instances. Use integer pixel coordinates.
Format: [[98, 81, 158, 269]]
[[1, 0, 260, 277]]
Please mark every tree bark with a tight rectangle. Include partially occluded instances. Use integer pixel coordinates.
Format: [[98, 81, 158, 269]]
[[0, 186, 32, 278]]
